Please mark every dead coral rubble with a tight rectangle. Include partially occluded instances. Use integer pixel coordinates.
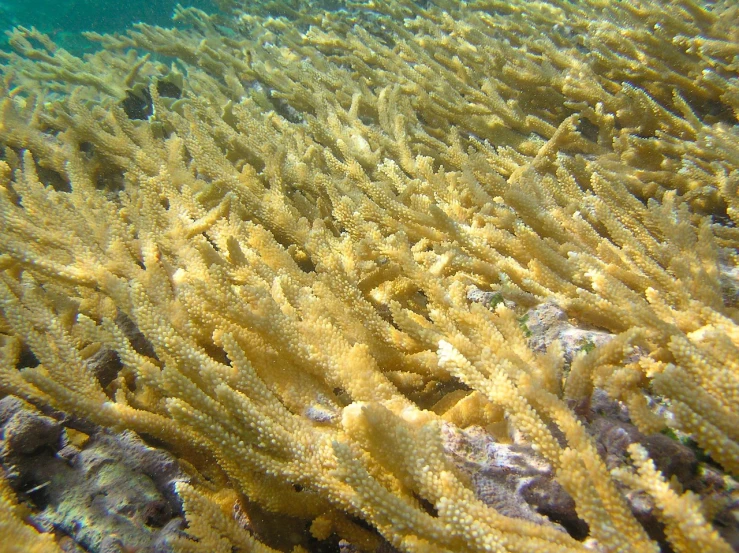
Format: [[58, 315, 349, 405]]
[[0, 396, 187, 553]]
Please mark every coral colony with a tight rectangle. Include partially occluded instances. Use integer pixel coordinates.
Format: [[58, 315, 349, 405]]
[[0, 1, 738, 552]]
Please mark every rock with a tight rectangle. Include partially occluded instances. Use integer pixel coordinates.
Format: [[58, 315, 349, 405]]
[[0, 395, 188, 553]]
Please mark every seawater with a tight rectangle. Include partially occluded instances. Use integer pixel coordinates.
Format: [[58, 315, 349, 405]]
[[0, 0, 219, 52]]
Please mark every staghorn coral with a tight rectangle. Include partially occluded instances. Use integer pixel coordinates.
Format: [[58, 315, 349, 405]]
[[0, 469, 63, 553], [0, 0, 738, 551]]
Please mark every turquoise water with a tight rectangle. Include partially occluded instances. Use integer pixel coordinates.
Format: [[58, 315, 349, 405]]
[[0, 0, 218, 51]]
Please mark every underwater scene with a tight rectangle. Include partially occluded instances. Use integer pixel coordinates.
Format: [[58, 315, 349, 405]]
[[0, 0, 738, 552], [0, 0, 220, 52]]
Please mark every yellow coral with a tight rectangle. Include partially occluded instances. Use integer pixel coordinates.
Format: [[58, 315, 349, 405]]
[[0, 471, 63, 553], [0, 0, 737, 551]]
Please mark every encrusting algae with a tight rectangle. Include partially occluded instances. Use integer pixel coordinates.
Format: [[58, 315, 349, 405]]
[[0, 0, 738, 551]]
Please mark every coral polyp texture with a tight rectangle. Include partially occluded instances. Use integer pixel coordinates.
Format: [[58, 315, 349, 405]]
[[1, 0, 738, 551]]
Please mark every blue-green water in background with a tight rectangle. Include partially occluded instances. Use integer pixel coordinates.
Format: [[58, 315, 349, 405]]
[[0, 0, 219, 51]]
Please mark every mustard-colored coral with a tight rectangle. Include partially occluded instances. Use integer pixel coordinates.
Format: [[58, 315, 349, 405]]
[[0, 470, 62, 553], [0, 0, 738, 551]]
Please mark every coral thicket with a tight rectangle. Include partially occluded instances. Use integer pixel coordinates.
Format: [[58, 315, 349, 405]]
[[0, 1, 738, 552]]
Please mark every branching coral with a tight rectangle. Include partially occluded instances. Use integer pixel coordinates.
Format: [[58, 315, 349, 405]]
[[0, 0, 738, 551]]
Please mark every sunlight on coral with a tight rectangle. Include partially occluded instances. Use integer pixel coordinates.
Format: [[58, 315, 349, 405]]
[[0, 1, 738, 551]]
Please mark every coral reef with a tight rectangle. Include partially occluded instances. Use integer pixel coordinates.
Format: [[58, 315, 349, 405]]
[[0, 0, 738, 552], [0, 396, 186, 553]]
